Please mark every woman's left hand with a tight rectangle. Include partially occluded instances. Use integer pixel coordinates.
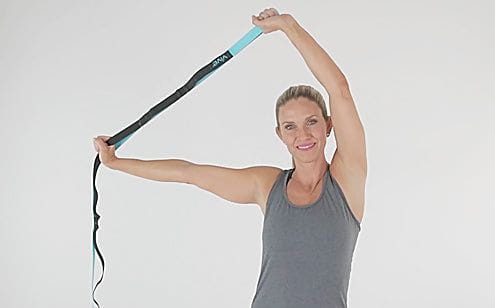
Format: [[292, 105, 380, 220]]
[[251, 8, 290, 34]]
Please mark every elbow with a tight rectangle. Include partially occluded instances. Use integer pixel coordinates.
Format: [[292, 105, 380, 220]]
[[327, 79, 352, 99], [337, 79, 352, 98]]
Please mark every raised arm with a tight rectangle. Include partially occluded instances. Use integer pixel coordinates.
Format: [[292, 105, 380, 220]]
[[252, 9, 367, 175], [282, 15, 367, 175]]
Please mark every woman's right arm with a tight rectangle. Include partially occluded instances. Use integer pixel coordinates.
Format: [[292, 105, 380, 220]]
[[93, 135, 192, 183], [110, 158, 192, 184], [93, 135, 281, 207], [110, 158, 280, 207]]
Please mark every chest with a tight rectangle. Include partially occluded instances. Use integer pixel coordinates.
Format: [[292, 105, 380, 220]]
[[286, 180, 324, 207], [285, 170, 364, 223]]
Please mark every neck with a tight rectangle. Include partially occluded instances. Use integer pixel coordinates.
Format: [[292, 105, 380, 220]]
[[291, 160, 329, 189]]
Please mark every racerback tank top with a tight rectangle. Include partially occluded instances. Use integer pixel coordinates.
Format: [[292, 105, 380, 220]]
[[250, 164, 361, 308]]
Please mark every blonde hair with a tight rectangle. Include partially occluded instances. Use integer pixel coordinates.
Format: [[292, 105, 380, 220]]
[[275, 85, 329, 169]]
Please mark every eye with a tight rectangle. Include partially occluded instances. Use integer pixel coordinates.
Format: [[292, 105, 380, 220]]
[[284, 125, 293, 130], [309, 119, 317, 124]]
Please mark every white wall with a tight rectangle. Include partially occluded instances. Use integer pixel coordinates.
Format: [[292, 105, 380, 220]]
[[1, 0, 493, 307]]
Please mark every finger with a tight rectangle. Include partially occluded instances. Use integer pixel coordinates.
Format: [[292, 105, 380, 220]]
[[93, 140, 99, 151], [268, 8, 279, 15], [252, 15, 263, 23], [263, 8, 277, 16], [257, 10, 268, 18], [96, 136, 110, 146], [252, 15, 262, 25], [94, 138, 108, 149]]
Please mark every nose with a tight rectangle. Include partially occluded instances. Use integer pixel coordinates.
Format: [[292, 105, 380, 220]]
[[297, 126, 312, 139]]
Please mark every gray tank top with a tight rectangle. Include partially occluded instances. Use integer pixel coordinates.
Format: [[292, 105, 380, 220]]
[[251, 165, 361, 308]]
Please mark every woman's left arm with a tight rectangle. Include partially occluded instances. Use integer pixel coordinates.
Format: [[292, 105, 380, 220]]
[[281, 14, 367, 175]]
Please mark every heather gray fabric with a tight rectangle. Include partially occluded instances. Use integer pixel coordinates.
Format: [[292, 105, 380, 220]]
[[251, 165, 361, 308]]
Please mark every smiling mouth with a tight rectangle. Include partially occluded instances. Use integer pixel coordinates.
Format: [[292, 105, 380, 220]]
[[296, 142, 316, 150]]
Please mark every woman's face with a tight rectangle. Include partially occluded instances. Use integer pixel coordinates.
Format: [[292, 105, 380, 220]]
[[276, 97, 331, 163]]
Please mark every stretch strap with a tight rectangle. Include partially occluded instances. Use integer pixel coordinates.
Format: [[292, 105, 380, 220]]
[[91, 26, 263, 307]]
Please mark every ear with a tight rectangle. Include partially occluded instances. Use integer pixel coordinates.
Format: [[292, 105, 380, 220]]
[[326, 117, 333, 134]]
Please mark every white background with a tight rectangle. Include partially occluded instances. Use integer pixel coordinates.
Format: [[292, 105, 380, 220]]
[[1, 0, 493, 307]]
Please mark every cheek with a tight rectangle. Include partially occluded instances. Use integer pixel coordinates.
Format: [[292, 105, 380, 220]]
[[281, 134, 296, 146], [309, 126, 325, 136]]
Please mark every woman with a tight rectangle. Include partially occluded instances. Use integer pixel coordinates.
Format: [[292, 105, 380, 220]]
[[93, 8, 366, 308]]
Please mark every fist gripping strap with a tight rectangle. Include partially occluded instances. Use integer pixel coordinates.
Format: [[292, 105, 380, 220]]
[[91, 26, 263, 307]]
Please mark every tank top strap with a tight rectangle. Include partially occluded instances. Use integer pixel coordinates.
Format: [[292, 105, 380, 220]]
[[263, 168, 291, 218], [327, 166, 362, 230]]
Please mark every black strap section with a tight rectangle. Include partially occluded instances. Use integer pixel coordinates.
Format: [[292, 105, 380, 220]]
[[92, 156, 103, 308], [91, 50, 233, 307]]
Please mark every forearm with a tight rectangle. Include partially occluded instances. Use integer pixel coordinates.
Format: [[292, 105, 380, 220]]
[[109, 158, 192, 183], [281, 15, 348, 94]]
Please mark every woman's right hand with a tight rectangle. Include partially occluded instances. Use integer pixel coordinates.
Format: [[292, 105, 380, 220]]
[[93, 135, 118, 168]]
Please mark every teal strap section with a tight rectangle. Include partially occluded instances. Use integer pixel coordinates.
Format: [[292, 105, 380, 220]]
[[196, 26, 263, 86], [228, 26, 263, 56], [114, 132, 134, 150]]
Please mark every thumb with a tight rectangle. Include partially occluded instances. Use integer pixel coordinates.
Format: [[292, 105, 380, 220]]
[[252, 15, 262, 25], [93, 139, 100, 152]]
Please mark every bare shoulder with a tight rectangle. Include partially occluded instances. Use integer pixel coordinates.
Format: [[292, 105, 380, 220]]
[[186, 163, 281, 207], [249, 165, 283, 215], [330, 151, 367, 223]]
